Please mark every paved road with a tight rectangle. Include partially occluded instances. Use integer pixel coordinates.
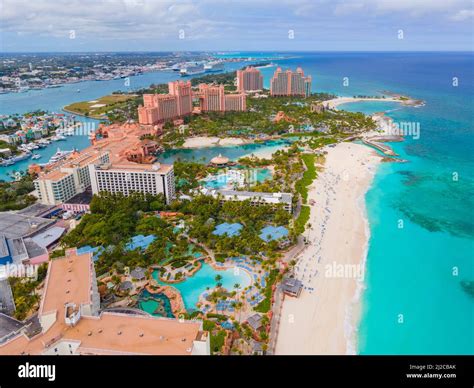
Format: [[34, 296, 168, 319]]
[[267, 285, 283, 355]]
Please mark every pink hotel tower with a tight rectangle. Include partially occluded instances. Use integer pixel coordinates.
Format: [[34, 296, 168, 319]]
[[138, 80, 246, 124], [196, 84, 246, 112], [236, 66, 263, 92], [138, 80, 193, 125], [270, 67, 312, 97]]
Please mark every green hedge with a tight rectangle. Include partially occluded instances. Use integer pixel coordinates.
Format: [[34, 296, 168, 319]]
[[211, 330, 227, 354], [294, 205, 310, 235], [254, 269, 279, 313], [295, 154, 317, 204], [206, 313, 228, 322]]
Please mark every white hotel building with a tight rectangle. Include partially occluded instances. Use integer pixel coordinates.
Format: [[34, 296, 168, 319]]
[[34, 149, 176, 206], [88, 161, 176, 204], [34, 150, 110, 205], [202, 188, 293, 213]]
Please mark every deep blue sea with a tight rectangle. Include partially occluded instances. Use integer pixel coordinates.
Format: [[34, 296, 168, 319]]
[[1, 52, 472, 354]]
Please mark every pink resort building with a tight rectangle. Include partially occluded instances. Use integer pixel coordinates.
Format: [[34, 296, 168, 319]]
[[138, 80, 193, 125], [139, 80, 247, 124], [270, 67, 312, 97], [197, 84, 225, 111], [196, 83, 246, 112], [237, 66, 264, 92]]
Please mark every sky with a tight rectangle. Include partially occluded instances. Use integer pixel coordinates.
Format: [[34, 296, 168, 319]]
[[0, 0, 473, 52]]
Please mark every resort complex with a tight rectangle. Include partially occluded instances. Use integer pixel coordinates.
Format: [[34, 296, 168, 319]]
[[0, 2, 472, 385], [1, 46, 457, 365], [0, 62, 392, 356]]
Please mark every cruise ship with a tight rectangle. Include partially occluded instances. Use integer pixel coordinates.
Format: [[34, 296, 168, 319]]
[[204, 61, 225, 72], [180, 63, 206, 76]]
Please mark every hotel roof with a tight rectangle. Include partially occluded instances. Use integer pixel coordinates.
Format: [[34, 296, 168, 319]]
[[64, 189, 93, 205], [37, 122, 172, 181], [30, 226, 65, 249], [61, 150, 108, 169], [39, 248, 92, 316], [56, 313, 203, 355], [16, 203, 56, 218], [41, 168, 69, 181], [0, 249, 204, 355], [96, 161, 173, 174], [0, 280, 15, 316], [217, 190, 293, 204], [0, 212, 54, 239]]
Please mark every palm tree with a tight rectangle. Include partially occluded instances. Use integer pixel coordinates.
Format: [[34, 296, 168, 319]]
[[215, 274, 223, 286], [234, 283, 240, 292]]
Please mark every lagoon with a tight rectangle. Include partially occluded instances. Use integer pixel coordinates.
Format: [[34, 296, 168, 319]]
[[158, 139, 292, 165], [153, 262, 251, 311]]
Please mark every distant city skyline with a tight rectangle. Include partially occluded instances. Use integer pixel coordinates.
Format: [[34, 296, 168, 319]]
[[1, 0, 473, 52]]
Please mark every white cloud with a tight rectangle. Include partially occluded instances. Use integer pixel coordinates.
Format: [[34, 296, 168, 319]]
[[0, 0, 472, 50], [449, 9, 474, 21], [333, 0, 473, 17], [0, 0, 204, 39]]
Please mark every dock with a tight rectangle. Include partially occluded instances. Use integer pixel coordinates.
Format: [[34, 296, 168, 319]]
[[361, 138, 398, 156]]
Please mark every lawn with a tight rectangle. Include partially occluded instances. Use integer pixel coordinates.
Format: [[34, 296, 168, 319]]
[[64, 94, 136, 118], [254, 269, 279, 313]]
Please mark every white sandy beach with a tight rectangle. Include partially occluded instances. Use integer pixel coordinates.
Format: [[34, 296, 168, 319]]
[[275, 142, 381, 355], [240, 145, 290, 160], [323, 96, 401, 110], [182, 136, 249, 148]]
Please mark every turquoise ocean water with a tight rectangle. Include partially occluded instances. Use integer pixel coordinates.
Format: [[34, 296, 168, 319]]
[[228, 52, 474, 354], [0, 52, 472, 354]]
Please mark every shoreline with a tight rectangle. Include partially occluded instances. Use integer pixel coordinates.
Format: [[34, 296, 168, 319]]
[[275, 142, 381, 355], [323, 96, 421, 110], [181, 136, 251, 148], [240, 145, 290, 160], [62, 106, 106, 120], [346, 188, 372, 354]]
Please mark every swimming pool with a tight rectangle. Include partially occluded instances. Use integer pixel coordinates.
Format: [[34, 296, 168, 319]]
[[153, 262, 252, 311], [137, 289, 174, 318], [202, 167, 272, 190]]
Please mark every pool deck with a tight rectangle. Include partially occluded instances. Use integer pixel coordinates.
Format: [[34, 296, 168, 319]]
[[152, 257, 258, 315]]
